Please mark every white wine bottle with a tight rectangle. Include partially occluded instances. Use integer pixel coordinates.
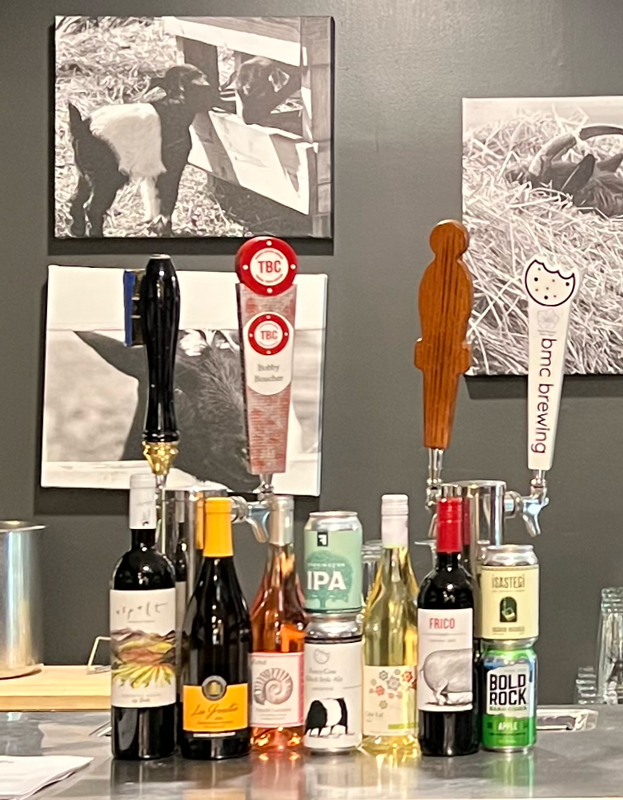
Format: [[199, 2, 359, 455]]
[[362, 494, 419, 756]]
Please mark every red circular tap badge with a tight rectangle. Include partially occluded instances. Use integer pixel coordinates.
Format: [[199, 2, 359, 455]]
[[236, 237, 298, 296], [247, 313, 291, 356]]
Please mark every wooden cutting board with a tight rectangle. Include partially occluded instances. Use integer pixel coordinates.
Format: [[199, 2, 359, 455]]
[[0, 666, 110, 711]]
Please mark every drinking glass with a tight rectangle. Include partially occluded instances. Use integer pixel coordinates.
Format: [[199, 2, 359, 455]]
[[574, 666, 598, 705], [413, 540, 437, 573], [597, 589, 623, 703], [362, 540, 383, 600]]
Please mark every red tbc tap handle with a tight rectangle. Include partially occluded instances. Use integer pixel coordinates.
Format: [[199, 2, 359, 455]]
[[414, 220, 473, 451]]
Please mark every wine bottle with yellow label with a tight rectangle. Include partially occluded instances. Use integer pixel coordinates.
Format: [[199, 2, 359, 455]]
[[179, 497, 251, 759]]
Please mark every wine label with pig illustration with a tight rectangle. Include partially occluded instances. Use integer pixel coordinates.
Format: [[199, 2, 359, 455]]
[[110, 588, 176, 708], [250, 652, 304, 727], [417, 609, 473, 713]]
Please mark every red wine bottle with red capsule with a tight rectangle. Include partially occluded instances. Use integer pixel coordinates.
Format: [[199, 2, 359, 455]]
[[417, 497, 479, 757]]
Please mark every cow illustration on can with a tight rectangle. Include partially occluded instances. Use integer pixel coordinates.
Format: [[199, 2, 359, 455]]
[[304, 698, 348, 737]]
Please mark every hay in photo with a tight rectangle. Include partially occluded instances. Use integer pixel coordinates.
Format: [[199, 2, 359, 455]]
[[463, 97, 623, 375]]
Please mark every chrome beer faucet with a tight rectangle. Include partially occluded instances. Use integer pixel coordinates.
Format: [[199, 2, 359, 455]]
[[415, 223, 579, 550], [504, 472, 549, 539]]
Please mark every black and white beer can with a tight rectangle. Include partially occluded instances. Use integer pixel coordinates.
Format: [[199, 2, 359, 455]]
[[303, 611, 363, 753]]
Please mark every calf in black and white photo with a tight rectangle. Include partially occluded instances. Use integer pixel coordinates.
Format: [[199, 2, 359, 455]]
[[68, 65, 218, 237]]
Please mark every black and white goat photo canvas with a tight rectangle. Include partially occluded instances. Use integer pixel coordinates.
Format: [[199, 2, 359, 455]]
[[463, 97, 623, 375], [54, 16, 333, 239], [42, 266, 327, 494]]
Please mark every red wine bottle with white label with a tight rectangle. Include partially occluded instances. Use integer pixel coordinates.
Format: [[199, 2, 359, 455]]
[[111, 473, 176, 760], [417, 497, 479, 757]]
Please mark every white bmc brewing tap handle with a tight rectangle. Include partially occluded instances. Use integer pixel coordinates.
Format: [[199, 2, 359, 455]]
[[231, 237, 298, 542], [507, 257, 580, 536]]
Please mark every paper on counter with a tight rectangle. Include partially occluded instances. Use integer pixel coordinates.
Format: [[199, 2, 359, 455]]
[[0, 755, 92, 799]]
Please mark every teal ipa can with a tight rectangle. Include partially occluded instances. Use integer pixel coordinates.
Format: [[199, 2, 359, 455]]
[[481, 641, 537, 752], [304, 512, 363, 612]]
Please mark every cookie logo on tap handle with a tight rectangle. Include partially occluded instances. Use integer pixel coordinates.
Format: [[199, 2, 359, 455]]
[[524, 259, 577, 307]]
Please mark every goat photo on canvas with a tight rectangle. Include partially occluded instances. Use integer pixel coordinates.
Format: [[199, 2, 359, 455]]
[[54, 16, 334, 238], [68, 65, 216, 237]]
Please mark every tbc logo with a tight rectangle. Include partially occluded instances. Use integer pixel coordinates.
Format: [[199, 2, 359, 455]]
[[247, 313, 290, 356], [250, 248, 287, 286]]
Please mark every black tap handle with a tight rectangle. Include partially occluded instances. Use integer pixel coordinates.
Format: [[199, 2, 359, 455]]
[[139, 255, 180, 444]]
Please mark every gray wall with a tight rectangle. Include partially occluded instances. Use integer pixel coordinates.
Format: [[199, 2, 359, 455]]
[[1, 0, 621, 703]]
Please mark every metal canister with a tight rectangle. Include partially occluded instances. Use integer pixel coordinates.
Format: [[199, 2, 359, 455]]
[[481, 641, 537, 752], [480, 545, 539, 644], [304, 512, 363, 612], [0, 521, 44, 678], [304, 612, 363, 753]]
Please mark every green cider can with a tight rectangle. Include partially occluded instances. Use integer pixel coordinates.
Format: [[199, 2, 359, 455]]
[[304, 512, 363, 612], [481, 641, 537, 752]]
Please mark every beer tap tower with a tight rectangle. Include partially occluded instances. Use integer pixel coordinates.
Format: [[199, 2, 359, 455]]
[[414, 220, 579, 564], [137, 239, 298, 561]]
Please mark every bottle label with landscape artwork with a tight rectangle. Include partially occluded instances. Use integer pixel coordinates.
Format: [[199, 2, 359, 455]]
[[303, 640, 362, 750], [363, 665, 416, 736], [183, 680, 248, 733], [110, 588, 176, 708], [417, 608, 473, 713], [250, 652, 304, 727]]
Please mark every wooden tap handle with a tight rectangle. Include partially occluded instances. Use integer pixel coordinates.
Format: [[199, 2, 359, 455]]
[[414, 220, 473, 451]]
